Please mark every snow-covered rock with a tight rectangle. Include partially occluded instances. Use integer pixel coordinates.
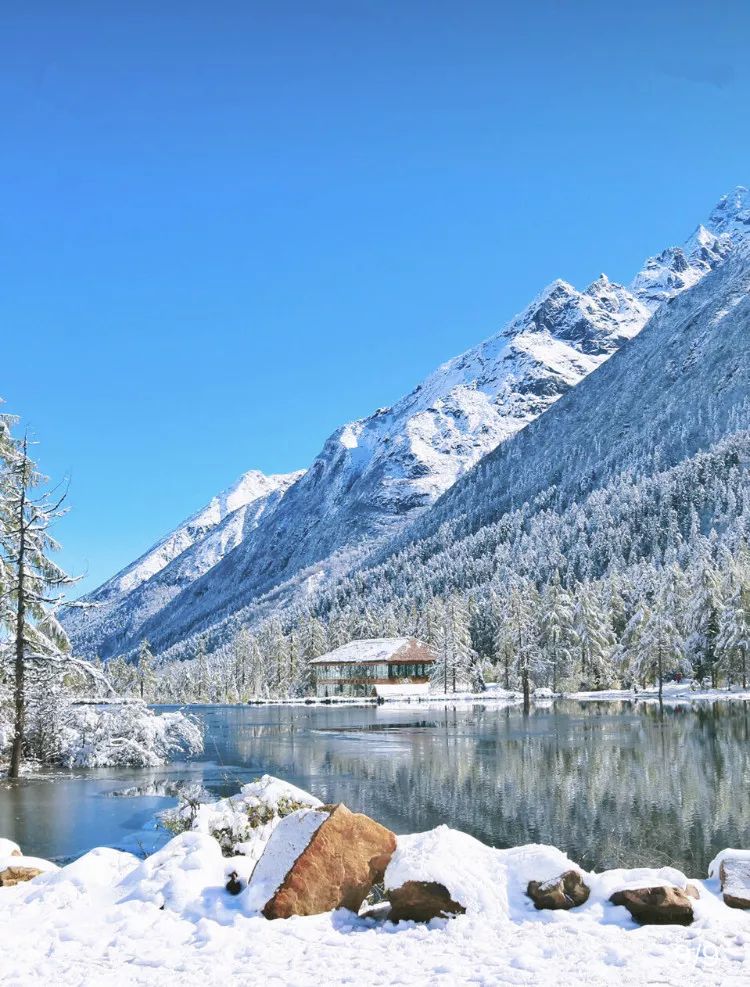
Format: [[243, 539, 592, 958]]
[[385, 827, 582, 921], [0, 853, 58, 887], [243, 807, 330, 913], [246, 802, 397, 919], [708, 849, 750, 909]]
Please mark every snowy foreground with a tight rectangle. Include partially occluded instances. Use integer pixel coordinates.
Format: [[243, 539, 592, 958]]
[[2, 778, 750, 986]]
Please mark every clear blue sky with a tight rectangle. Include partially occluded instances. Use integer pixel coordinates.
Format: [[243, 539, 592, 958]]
[[2, 0, 748, 595]]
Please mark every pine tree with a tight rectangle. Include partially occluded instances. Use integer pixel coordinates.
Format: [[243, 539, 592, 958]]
[[539, 575, 577, 692], [717, 583, 750, 689], [0, 430, 109, 777], [629, 598, 683, 701], [573, 584, 616, 690], [508, 581, 538, 712], [137, 639, 156, 701], [688, 559, 723, 686]]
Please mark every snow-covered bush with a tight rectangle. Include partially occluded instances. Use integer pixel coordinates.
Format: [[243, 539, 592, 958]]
[[57, 702, 203, 768], [1, 670, 203, 772], [160, 774, 321, 860]]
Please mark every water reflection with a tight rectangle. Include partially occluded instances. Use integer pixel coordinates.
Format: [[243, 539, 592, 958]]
[[2, 700, 749, 873]]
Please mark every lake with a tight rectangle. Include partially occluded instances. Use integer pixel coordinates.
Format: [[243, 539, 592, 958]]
[[2, 699, 749, 875]]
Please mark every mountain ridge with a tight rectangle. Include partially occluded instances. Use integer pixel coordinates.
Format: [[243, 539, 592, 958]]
[[65, 185, 750, 661]]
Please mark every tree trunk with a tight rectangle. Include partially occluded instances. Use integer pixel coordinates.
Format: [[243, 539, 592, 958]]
[[552, 648, 558, 695], [9, 477, 27, 780], [522, 661, 530, 715], [657, 640, 663, 705]]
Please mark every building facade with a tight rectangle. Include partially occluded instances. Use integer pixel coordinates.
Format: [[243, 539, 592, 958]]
[[310, 637, 436, 698]]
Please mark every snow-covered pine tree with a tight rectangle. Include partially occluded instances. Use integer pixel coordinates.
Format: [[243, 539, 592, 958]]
[[687, 555, 723, 686], [539, 574, 577, 693], [490, 588, 515, 691], [449, 595, 478, 692], [137, 639, 156, 701], [302, 615, 328, 661], [507, 580, 538, 712], [717, 593, 750, 688], [628, 588, 684, 701], [573, 584, 616, 690], [0, 431, 110, 777]]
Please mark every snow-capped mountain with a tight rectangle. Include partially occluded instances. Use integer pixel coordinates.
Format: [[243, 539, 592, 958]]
[[64, 469, 303, 659], [67, 186, 750, 661], [364, 232, 750, 598], [631, 186, 749, 310]]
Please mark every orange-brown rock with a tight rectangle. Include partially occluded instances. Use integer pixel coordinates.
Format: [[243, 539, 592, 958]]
[[0, 865, 43, 887], [685, 883, 700, 900], [719, 857, 750, 909], [387, 881, 466, 922], [261, 803, 396, 919], [609, 886, 694, 926], [527, 870, 590, 910]]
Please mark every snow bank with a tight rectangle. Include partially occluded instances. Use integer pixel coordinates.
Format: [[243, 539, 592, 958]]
[[385, 827, 581, 920], [2, 821, 750, 985], [0, 852, 58, 875], [117, 832, 226, 915], [0, 837, 21, 857]]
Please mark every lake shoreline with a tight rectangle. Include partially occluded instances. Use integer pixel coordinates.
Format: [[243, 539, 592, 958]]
[[169, 681, 750, 708]]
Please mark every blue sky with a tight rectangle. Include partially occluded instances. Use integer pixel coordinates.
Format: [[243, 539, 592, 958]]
[[2, 0, 749, 594]]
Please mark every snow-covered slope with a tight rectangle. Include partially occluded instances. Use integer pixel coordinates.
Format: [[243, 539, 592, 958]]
[[65, 470, 303, 659], [349, 233, 750, 605], [68, 186, 750, 660], [125, 276, 651, 657]]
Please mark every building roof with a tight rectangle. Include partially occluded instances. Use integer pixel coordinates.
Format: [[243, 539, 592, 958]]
[[309, 637, 432, 666]]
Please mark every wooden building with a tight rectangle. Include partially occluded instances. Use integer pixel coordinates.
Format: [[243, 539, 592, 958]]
[[310, 637, 436, 698]]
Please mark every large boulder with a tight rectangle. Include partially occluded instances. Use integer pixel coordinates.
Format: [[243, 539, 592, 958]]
[[719, 856, 750, 909], [527, 870, 590, 910], [250, 803, 396, 919], [387, 880, 466, 922], [609, 886, 694, 926]]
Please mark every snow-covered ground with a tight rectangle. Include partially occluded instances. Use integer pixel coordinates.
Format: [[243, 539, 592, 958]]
[[569, 682, 750, 705], [2, 778, 750, 985], [191, 681, 750, 710]]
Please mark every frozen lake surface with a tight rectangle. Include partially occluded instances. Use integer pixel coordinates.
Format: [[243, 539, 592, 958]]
[[2, 698, 749, 872]]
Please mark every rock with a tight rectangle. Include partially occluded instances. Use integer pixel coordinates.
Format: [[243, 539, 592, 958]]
[[527, 870, 590, 910], [0, 865, 44, 887], [387, 880, 466, 922], [259, 803, 396, 919], [225, 871, 243, 895], [685, 883, 700, 900], [609, 886, 694, 926], [719, 857, 750, 909]]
